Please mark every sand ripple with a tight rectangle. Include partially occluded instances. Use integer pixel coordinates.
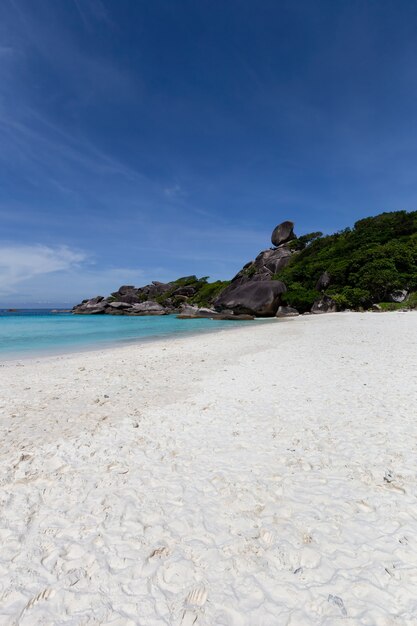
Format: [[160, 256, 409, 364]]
[[0, 313, 416, 624]]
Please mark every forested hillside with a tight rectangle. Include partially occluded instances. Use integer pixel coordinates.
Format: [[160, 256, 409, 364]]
[[275, 211, 417, 311]]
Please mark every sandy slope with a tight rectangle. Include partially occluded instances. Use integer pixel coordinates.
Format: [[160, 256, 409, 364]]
[[0, 312, 417, 625]]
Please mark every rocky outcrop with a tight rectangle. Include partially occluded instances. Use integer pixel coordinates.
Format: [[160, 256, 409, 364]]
[[311, 295, 337, 314], [177, 305, 217, 319], [276, 305, 299, 318], [315, 271, 331, 291], [72, 296, 109, 314], [228, 221, 298, 288], [73, 220, 302, 319], [176, 305, 254, 321], [214, 280, 286, 317], [130, 302, 166, 315], [271, 220, 295, 247], [389, 289, 408, 303]]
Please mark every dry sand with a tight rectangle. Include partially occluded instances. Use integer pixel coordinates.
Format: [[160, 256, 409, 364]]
[[0, 312, 416, 625]]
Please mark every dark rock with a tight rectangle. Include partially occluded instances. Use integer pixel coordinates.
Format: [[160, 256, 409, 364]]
[[389, 289, 408, 303], [255, 247, 293, 274], [116, 285, 135, 295], [143, 282, 172, 298], [276, 305, 299, 318], [72, 296, 109, 315], [230, 246, 293, 286], [106, 308, 128, 315], [177, 305, 254, 321], [315, 271, 331, 291], [214, 280, 286, 317], [311, 296, 337, 314], [74, 305, 107, 315], [88, 296, 104, 305], [177, 306, 218, 319], [172, 286, 197, 297], [216, 313, 254, 321], [271, 221, 295, 247], [371, 304, 382, 312], [116, 293, 141, 304]]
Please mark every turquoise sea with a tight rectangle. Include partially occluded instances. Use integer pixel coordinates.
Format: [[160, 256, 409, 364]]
[[0, 310, 246, 359]]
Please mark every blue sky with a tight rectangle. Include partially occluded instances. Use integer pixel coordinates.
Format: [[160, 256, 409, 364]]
[[1, 0, 417, 306]]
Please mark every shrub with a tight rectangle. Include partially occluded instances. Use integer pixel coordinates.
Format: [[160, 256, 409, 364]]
[[406, 291, 417, 309], [281, 283, 317, 312], [192, 281, 231, 306]]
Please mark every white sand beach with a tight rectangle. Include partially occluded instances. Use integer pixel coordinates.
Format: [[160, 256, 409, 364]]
[[1, 312, 417, 625]]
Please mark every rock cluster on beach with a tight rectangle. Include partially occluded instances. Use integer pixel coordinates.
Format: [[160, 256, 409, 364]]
[[76, 213, 417, 319], [72, 220, 298, 319]]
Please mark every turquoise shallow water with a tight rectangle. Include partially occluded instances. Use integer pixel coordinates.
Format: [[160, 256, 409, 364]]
[[0, 310, 246, 359]]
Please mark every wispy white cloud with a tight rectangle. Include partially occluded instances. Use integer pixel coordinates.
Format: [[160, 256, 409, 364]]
[[0, 242, 166, 305], [0, 244, 86, 295]]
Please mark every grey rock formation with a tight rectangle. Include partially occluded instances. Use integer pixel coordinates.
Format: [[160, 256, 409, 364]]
[[72, 221, 299, 318], [271, 221, 295, 247], [177, 305, 254, 321], [214, 280, 286, 316], [230, 245, 293, 286], [311, 295, 337, 314], [389, 289, 408, 303], [172, 285, 197, 297], [130, 301, 166, 315], [108, 302, 132, 309], [72, 296, 109, 314], [276, 305, 299, 318], [176, 306, 216, 319], [315, 271, 331, 291], [254, 247, 293, 274]]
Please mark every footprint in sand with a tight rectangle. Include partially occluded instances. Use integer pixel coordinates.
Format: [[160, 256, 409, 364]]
[[22, 587, 55, 615], [181, 586, 208, 625]]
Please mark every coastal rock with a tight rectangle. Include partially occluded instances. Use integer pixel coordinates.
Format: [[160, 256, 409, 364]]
[[142, 282, 172, 298], [177, 306, 219, 319], [389, 289, 408, 303], [315, 271, 331, 291], [105, 301, 133, 315], [87, 296, 105, 305], [216, 313, 254, 320], [130, 301, 167, 315], [115, 285, 136, 295], [214, 280, 286, 317], [230, 246, 293, 286], [172, 285, 197, 297], [108, 302, 132, 309], [75, 305, 108, 315], [255, 247, 293, 274], [372, 304, 382, 312], [276, 305, 299, 318], [117, 293, 141, 304], [72, 296, 109, 314], [177, 305, 254, 321], [311, 296, 337, 314], [271, 221, 295, 247]]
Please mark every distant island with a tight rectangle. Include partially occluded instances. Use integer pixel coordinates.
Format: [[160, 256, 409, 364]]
[[73, 210, 417, 318]]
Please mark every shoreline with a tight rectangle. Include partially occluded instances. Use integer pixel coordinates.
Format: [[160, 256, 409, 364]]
[[1, 311, 417, 623], [0, 314, 275, 365], [1, 309, 411, 365]]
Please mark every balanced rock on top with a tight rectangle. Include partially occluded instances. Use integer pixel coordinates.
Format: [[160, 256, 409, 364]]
[[271, 220, 295, 247]]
